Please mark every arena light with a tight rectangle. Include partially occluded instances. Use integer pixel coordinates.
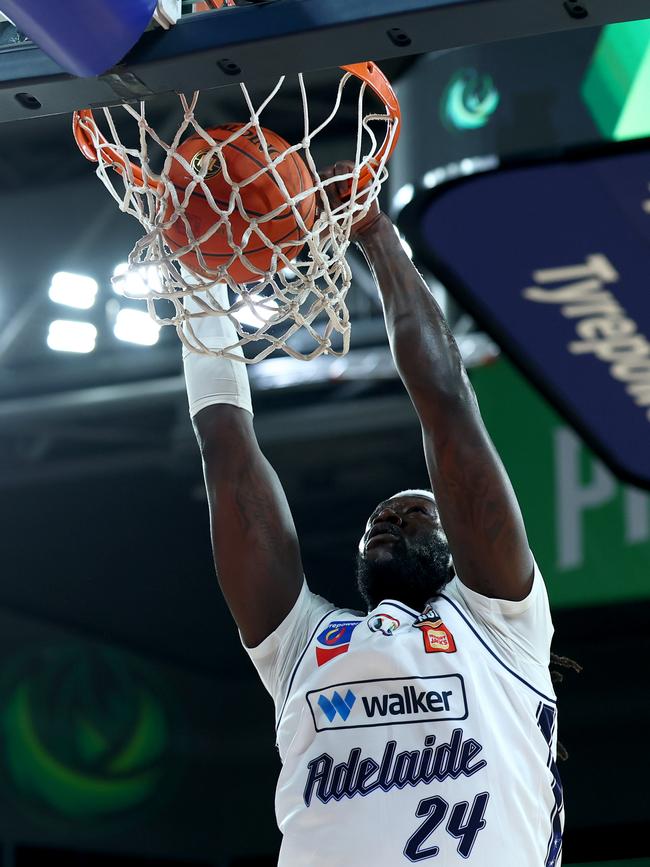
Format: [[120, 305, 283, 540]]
[[48, 272, 98, 309], [392, 183, 415, 212], [112, 262, 162, 298], [423, 169, 446, 189], [232, 293, 279, 328], [113, 308, 160, 346], [423, 156, 499, 190], [281, 266, 299, 281], [47, 320, 97, 353]]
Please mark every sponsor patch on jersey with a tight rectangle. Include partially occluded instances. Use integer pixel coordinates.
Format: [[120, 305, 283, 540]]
[[413, 606, 457, 653], [367, 613, 400, 635], [414, 603, 443, 625], [315, 620, 360, 667], [306, 674, 467, 731]]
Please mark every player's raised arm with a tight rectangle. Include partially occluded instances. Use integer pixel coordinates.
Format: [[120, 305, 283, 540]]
[[184, 294, 303, 648], [353, 202, 534, 601]]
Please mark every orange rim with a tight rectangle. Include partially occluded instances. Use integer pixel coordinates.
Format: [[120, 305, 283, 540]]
[[73, 110, 148, 189], [340, 61, 401, 190], [72, 61, 401, 193]]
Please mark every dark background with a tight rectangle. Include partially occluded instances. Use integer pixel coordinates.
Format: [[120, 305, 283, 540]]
[[0, 6, 649, 866]]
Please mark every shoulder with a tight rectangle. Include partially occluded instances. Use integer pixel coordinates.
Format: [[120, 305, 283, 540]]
[[442, 559, 555, 670], [242, 580, 360, 709]]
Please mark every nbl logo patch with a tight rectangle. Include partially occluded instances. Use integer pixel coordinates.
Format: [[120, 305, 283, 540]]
[[367, 613, 400, 635], [315, 620, 360, 667]]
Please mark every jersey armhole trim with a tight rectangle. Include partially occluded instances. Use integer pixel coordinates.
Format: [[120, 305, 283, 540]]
[[275, 606, 343, 732], [440, 592, 557, 705], [448, 568, 539, 616]]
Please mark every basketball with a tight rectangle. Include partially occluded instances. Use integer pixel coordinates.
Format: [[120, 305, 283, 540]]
[[163, 123, 317, 283]]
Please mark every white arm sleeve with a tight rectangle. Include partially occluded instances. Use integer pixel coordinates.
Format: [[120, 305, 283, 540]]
[[241, 580, 335, 712], [182, 288, 253, 418], [443, 559, 555, 691]]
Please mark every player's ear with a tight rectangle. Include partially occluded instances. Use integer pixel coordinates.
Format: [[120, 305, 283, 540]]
[[448, 560, 456, 581]]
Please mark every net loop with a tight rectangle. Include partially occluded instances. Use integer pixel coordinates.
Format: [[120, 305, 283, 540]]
[[72, 63, 400, 362]]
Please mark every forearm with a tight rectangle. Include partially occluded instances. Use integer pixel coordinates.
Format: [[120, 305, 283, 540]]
[[183, 296, 303, 646], [199, 412, 301, 575], [195, 404, 304, 647], [355, 214, 533, 598], [356, 213, 473, 421]]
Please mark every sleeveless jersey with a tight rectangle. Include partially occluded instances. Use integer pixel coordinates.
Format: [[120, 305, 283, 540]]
[[244, 566, 562, 866]]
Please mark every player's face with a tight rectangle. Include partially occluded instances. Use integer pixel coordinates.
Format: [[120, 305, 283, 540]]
[[356, 495, 453, 612]]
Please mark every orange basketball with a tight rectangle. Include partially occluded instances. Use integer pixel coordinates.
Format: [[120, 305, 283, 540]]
[[163, 124, 316, 283]]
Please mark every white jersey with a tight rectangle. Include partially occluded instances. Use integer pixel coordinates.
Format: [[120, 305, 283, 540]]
[[244, 564, 562, 866]]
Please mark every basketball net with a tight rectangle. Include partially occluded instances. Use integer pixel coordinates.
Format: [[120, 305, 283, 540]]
[[73, 65, 400, 362]]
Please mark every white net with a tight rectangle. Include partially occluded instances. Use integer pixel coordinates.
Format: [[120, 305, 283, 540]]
[[76, 67, 399, 362]]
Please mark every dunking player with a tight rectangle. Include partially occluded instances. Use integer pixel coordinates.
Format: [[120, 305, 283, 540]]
[[183, 168, 563, 866]]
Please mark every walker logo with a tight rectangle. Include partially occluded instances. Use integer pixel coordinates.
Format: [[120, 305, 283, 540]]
[[317, 690, 356, 722], [315, 620, 360, 667], [307, 675, 467, 731], [414, 143, 650, 488]]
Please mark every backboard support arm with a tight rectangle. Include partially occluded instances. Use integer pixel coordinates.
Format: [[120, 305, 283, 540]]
[[1, 0, 650, 124]]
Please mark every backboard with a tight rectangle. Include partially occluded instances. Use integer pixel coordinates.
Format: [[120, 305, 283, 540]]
[[2, 0, 650, 124]]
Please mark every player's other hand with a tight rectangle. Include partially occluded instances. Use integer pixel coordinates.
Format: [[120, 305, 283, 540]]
[[318, 160, 384, 242]]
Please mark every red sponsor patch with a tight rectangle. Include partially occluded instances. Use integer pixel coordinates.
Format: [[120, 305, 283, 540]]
[[315, 644, 350, 666], [315, 620, 360, 667], [415, 619, 457, 654]]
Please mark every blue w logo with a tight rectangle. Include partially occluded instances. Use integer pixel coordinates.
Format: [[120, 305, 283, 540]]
[[318, 689, 356, 722]]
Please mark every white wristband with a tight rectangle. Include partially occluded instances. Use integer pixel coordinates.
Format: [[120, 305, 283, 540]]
[[182, 287, 253, 419]]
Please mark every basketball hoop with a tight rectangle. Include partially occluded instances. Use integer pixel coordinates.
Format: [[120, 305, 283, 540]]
[[72, 62, 400, 362]]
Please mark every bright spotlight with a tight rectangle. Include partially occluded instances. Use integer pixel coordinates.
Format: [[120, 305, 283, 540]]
[[112, 262, 162, 298], [392, 183, 415, 211], [113, 308, 160, 346], [48, 272, 98, 310], [423, 169, 445, 188], [47, 320, 97, 353], [232, 294, 279, 328]]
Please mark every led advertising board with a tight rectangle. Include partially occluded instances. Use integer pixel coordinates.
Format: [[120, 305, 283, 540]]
[[402, 141, 650, 489]]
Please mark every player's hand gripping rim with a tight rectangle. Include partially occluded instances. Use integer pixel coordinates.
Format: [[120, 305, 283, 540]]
[[318, 160, 385, 243]]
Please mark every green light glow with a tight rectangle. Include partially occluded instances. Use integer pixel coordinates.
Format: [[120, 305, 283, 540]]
[[0, 647, 172, 820], [441, 69, 500, 131], [582, 18, 650, 140]]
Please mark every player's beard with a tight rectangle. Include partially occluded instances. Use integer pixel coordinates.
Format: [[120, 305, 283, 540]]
[[355, 532, 453, 613]]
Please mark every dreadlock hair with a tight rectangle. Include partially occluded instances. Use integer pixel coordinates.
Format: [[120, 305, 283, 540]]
[[549, 652, 583, 761]]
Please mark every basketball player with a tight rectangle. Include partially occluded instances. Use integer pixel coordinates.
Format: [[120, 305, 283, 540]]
[[183, 166, 563, 865]]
